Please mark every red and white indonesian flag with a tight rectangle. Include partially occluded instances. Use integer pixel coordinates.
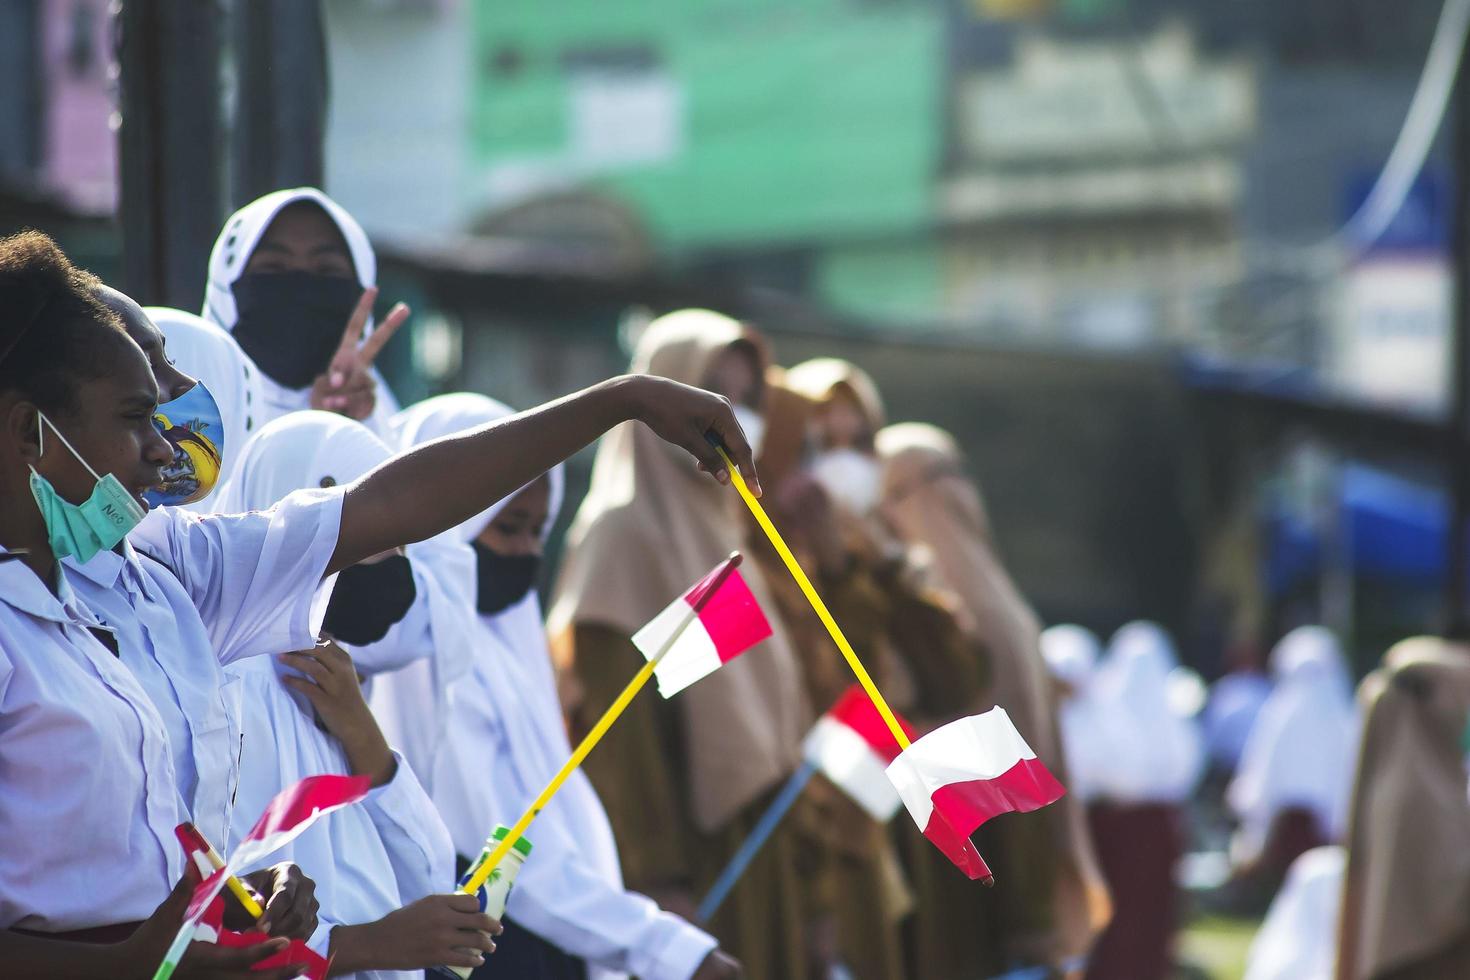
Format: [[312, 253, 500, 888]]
[[885, 708, 1065, 881], [155, 775, 371, 980], [803, 685, 915, 821], [632, 556, 773, 698]]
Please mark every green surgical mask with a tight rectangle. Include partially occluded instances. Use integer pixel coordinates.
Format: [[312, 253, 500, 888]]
[[29, 411, 146, 563]]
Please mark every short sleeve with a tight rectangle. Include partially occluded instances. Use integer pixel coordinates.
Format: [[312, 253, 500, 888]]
[[130, 489, 344, 665]]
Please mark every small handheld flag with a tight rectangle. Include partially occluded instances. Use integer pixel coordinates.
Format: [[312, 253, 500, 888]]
[[697, 686, 916, 921], [633, 555, 772, 696], [460, 553, 769, 898], [711, 438, 1012, 882], [191, 896, 329, 979], [803, 685, 915, 821], [175, 823, 264, 922], [152, 774, 371, 980], [885, 708, 1065, 881]]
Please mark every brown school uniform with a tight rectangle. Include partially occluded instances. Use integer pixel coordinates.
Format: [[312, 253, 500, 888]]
[[549, 313, 819, 980], [877, 423, 1112, 978], [1335, 639, 1470, 980]]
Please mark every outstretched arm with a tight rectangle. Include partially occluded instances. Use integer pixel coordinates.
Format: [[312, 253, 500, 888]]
[[329, 374, 758, 575]]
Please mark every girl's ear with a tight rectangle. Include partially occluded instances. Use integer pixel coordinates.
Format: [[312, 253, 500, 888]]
[[4, 400, 41, 465]]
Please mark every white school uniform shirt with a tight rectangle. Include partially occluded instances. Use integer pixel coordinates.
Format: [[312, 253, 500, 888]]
[[64, 488, 347, 847], [65, 541, 246, 852], [374, 392, 718, 980], [0, 552, 185, 931], [1228, 627, 1360, 864], [429, 603, 718, 980], [228, 657, 453, 980], [216, 408, 456, 979], [1040, 624, 1115, 804], [1091, 621, 1206, 804]]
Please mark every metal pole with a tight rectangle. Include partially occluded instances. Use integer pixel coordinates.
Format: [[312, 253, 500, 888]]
[[231, 0, 328, 206], [1447, 20, 1470, 638], [116, 0, 223, 309]]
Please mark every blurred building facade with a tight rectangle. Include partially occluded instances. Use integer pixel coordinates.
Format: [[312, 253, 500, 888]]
[[0, 0, 1457, 652]]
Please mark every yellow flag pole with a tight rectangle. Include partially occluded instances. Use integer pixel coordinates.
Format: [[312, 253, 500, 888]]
[[178, 822, 265, 920], [714, 444, 911, 751], [461, 553, 744, 897]]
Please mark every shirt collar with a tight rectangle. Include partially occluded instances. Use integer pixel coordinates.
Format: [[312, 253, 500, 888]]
[[0, 551, 110, 630], [61, 540, 130, 590]]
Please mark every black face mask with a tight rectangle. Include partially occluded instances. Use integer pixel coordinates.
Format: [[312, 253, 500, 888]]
[[472, 541, 540, 615], [231, 271, 363, 390], [322, 554, 417, 646]]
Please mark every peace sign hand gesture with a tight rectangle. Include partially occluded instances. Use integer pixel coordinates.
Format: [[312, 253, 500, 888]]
[[309, 285, 410, 421]]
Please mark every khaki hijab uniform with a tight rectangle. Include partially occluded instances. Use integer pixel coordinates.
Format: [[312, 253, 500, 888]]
[[745, 368, 975, 980], [877, 423, 1111, 979], [549, 311, 816, 980], [1336, 637, 1470, 980]]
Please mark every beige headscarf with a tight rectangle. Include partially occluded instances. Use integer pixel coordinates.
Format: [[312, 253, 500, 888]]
[[876, 421, 1111, 960], [1336, 637, 1470, 980], [548, 309, 810, 833], [784, 357, 886, 442]]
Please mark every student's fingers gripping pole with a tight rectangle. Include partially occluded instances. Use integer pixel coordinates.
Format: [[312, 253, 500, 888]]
[[461, 555, 745, 897], [178, 822, 265, 920], [713, 443, 911, 751]]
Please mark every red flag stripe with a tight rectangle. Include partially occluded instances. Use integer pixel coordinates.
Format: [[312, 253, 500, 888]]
[[240, 773, 371, 847], [826, 685, 914, 762], [928, 756, 1067, 833], [682, 566, 770, 662], [920, 807, 995, 882]]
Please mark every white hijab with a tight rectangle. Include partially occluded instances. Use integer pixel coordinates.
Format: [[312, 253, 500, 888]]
[[1041, 624, 1113, 804], [218, 411, 476, 681], [1244, 845, 1345, 980], [373, 395, 614, 864], [1228, 627, 1360, 863], [1091, 621, 1206, 804], [145, 307, 264, 513], [202, 187, 399, 432]]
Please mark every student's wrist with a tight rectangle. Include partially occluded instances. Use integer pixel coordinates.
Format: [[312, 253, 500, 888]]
[[600, 374, 647, 425], [344, 734, 396, 788], [327, 923, 373, 975], [105, 941, 152, 980]]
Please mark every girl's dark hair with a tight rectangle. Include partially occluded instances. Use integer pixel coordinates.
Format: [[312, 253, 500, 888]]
[[0, 230, 129, 415]]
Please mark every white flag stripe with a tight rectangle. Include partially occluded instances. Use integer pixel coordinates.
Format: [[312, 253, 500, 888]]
[[885, 708, 1037, 826], [803, 716, 903, 821], [632, 597, 722, 697]]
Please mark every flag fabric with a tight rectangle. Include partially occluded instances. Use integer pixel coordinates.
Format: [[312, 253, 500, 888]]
[[631, 559, 772, 697], [803, 685, 916, 821], [885, 708, 1065, 880], [191, 893, 330, 979], [154, 775, 371, 980]]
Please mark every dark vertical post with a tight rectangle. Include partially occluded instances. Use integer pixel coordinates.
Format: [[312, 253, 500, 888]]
[[1446, 24, 1470, 637], [231, 0, 328, 207], [115, 0, 223, 309]]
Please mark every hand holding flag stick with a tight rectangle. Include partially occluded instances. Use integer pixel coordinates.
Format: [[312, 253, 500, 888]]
[[175, 823, 264, 922], [152, 775, 370, 980], [460, 552, 768, 897]]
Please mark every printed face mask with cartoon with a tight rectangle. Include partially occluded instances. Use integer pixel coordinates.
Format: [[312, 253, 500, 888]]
[[144, 379, 227, 508]]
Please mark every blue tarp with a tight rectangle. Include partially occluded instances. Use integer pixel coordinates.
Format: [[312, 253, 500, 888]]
[[1265, 463, 1452, 594]]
